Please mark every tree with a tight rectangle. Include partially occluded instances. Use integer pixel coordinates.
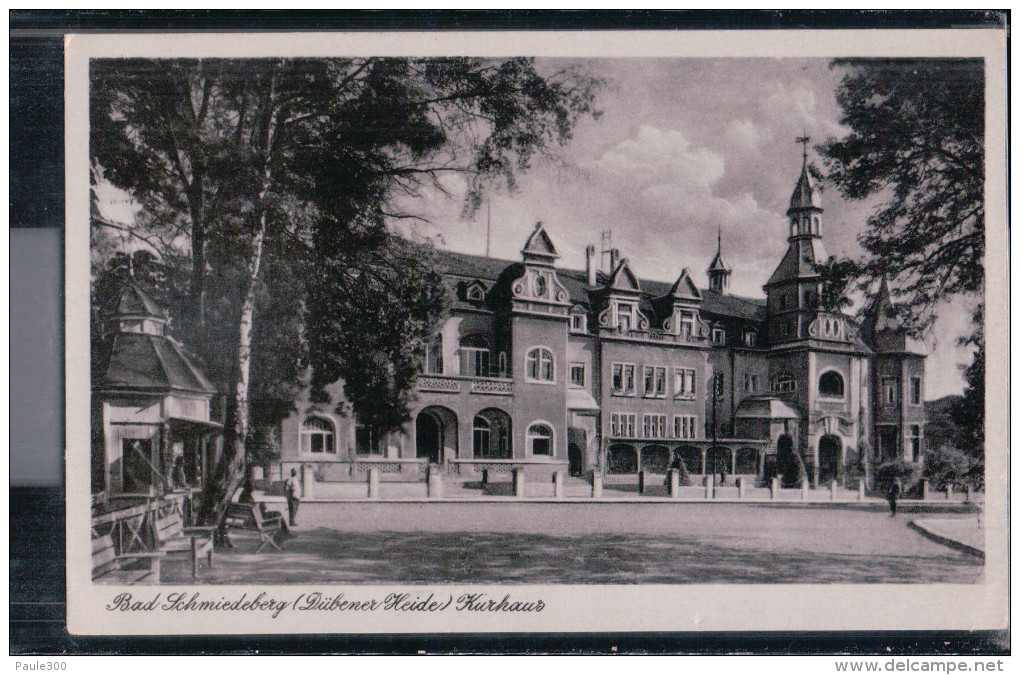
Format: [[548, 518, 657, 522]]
[[91, 57, 603, 521], [818, 58, 984, 336]]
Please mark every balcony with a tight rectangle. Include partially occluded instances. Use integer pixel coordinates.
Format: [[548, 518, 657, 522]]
[[415, 374, 514, 396]]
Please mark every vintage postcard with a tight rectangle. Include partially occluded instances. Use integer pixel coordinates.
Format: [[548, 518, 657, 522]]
[[66, 28, 1007, 636]]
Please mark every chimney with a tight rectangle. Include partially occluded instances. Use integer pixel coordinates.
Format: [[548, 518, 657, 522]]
[[610, 248, 620, 270], [585, 245, 597, 286]]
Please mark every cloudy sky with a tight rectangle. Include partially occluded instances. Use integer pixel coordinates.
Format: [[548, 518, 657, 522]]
[[402, 58, 977, 399], [95, 57, 977, 399]]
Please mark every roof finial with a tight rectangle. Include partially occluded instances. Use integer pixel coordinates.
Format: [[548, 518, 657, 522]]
[[795, 133, 811, 167], [717, 225, 722, 254]]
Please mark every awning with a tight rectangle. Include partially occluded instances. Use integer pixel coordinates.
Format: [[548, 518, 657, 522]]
[[567, 388, 600, 411], [168, 416, 223, 434], [734, 396, 800, 420]]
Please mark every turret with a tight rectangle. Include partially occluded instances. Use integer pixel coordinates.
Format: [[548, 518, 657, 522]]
[[706, 229, 732, 294]]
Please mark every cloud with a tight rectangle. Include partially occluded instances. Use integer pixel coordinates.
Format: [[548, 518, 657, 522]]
[[723, 119, 773, 151]]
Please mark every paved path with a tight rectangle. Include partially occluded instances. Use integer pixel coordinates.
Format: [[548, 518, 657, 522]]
[[163, 502, 983, 585], [910, 517, 985, 557]]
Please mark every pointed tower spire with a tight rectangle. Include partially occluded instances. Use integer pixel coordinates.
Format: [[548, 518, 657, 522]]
[[707, 226, 732, 294]]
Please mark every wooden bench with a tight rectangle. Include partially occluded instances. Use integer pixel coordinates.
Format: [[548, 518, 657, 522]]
[[154, 510, 216, 578], [224, 502, 283, 552], [92, 533, 164, 584]]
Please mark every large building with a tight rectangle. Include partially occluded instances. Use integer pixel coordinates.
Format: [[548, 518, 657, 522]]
[[276, 154, 927, 489]]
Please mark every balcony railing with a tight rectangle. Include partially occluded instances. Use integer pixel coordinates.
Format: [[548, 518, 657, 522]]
[[416, 374, 514, 396]]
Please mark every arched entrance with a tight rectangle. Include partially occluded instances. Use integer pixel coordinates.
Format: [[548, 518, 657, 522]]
[[735, 447, 759, 475], [707, 446, 732, 475], [607, 444, 637, 474], [568, 443, 583, 476], [676, 445, 702, 474], [818, 434, 843, 484], [415, 406, 458, 463], [641, 445, 670, 473]]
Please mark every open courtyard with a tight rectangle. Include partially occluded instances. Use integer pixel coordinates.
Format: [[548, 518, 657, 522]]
[[162, 502, 983, 585]]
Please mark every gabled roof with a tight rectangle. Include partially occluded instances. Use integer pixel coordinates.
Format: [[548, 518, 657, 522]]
[[98, 332, 216, 396], [664, 268, 701, 302], [521, 221, 559, 261], [431, 248, 767, 324], [607, 259, 641, 293]]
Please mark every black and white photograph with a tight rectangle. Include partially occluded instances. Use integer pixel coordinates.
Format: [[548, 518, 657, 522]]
[[64, 28, 1007, 636]]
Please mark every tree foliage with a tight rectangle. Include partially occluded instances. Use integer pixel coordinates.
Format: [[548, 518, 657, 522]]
[[90, 57, 602, 518], [819, 58, 984, 335]]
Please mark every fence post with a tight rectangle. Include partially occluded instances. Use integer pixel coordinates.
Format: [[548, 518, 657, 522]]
[[669, 470, 680, 499], [481, 469, 489, 487], [921, 479, 930, 501], [858, 478, 866, 501], [771, 477, 779, 500], [801, 480, 809, 501], [705, 473, 715, 499], [946, 484, 954, 501], [737, 476, 746, 499], [514, 468, 526, 498], [301, 464, 315, 500], [638, 470, 648, 495], [427, 467, 443, 499], [553, 471, 564, 500], [830, 479, 838, 501], [367, 467, 380, 500], [966, 486, 973, 504], [592, 472, 603, 499]]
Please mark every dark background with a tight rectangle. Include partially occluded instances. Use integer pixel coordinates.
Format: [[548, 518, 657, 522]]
[[10, 9, 1008, 655]]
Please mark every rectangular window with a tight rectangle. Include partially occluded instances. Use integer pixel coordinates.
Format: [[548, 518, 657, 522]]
[[910, 377, 922, 405], [643, 366, 666, 398], [643, 414, 667, 439], [569, 362, 586, 387], [673, 416, 697, 440], [743, 331, 757, 347], [744, 373, 758, 393], [673, 368, 696, 398], [356, 424, 382, 455], [882, 377, 899, 405], [617, 304, 633, 332], [570, 313, 587, 333], [121, 438, 155, 494], [612, 363, 635, 395], [907, 425, 921, 462], [712, 328, 726, 345], [611, 413, 636, 438], [679, 311, 695, 339]]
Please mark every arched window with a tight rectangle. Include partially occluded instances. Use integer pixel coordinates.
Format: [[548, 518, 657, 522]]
[[459, 334, 490, 377], [473, 409, 511, 458], [527, 423, 553, 456], [819, 370, 845, 398], [526, 347, 555, 382], [773, 374, 796, 393], [301, 416, 336, 454]]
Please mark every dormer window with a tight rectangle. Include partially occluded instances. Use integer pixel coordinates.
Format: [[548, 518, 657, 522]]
[[617, 303, 633, 332], [570, 312, 587, 333], [743, 331, 757, 347], [712, 328, 726, 345], [679, 311, 696, 339], [533, 275, 547, 297], [466, 284, 485, 302]]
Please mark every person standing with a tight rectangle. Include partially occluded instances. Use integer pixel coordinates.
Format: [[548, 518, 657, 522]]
[[285, 468, 301, 527], [887, 479, 901, 517]]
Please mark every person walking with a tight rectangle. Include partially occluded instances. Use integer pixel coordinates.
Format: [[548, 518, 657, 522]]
[[887, 478, 901, 517], [285, 468, 301, 527]]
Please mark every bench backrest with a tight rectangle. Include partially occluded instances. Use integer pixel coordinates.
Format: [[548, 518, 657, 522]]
[[92, 534, 119, 578], [154, 511, 184, 546], [225, 502, 274, 529]]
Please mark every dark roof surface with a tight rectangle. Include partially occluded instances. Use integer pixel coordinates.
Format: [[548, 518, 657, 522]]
[[99, 332, 216, 395], [434, 249, 766, 323], [115, 282, 165, 319]]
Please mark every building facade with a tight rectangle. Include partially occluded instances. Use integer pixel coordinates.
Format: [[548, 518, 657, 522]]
[[277, 155, 926, 488]]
